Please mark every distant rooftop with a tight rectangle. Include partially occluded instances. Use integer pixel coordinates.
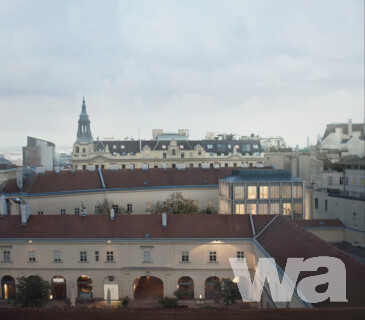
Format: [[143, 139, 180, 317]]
[[221, 169, 303, 183]]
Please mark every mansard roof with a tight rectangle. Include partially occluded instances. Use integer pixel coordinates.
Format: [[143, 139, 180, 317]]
[[322, 123, 364, 140], [93, 139, 262, 156]]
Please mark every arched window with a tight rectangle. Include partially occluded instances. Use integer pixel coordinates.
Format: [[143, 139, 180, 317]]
[[75, 146, 79, 153], [177, 276, 194, 299], [205, 276, 220, 300]]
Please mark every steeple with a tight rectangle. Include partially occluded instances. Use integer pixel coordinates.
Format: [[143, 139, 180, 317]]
[[76, 97, 93, 144]]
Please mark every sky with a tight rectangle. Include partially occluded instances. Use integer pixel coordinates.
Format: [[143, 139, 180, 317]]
[[0, 0, 364, 150]]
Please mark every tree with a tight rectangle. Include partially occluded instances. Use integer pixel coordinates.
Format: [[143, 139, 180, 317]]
[[215, 278, 241, 306], [151, 192, 198, 214], [15, 275, 51, 307]]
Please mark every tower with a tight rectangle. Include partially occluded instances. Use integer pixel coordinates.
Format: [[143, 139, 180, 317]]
[[76, 97, 93, 144]]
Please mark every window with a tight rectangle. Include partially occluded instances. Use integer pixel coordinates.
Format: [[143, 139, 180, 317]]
[[283, 203, 291, 215], [113, 145, 116, 149], [208, 200, 214, 208], [163, 152, 167, 158], [95, 206, 99, 214], [122, 164, 126, 169], [247, 186, 257, 199], [340, 177, 344, 185], [106, 251, 114, 262], [37, 211, 43, 215], [95, 251, 99, 262], [247, 204, 256, 214], [121, 145, 125, 149], [101, 165, 105, 169], [112, 205, 119, 214], [3, 250, 10, 261], [127, 204, 133, 213], [143, 251, 151, 262], [258, 204, 268, 214], [234, 186, 245, 199], [60, 209, 66, 215], [190, 163, 194, 167], [181, 251, 189, 262], [207, 144, 213, 149], [352, 177, 356, 185], [75, 208, 80, 215], [82, 165, 86, 170], [53, 250, 61, 262], [270, 203, 280, 214], [179, 145, 184, 149], [325, 200, 328, 212], [209, 251, 217, 262], [360, 178, 364, 186], [75, 146, 79, 153], [315, 198, 318, 209], [235, 204, 244, 214], [190, 152, 193, 158], [270, 186, 280, 199], [345, 177, 349, 185], [193, 200, 198, 208], [282, 186, 292, 198], [328, 176, 333, 186], [80, 251, 87, 262], [237, 251, 245, 261], [181, 153, 184, 158], [145, 203, 151, 211], [259, 186, 268, 199], [293, 185, 303, 198], [82, 148, 86, 153], [28, 250, 36, 262], [293, 203, 303, 215], [198, 150, 202, 156], [172, 149, 176, 156], [225, 163, 228, 167]]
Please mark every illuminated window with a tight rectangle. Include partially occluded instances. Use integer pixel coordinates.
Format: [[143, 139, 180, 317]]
[[145, 203, 151, 211], [270, 186, 280, 198], [179, 145, 184, 149], [282, 186, 292, 198], [162, 145, 166, 149], [208, 200, 214, 208], [259, 186, 268, 199], [352, 177, 356, 185], [247, 186, 257, 199], [360, 178, 364, 186], [270, 203, 280, 214], [258, 204, 268, 214], [234, 186, 245, 199], [283, 203, 292, 215], [247, 204, 256, 214], [235, 204, 244, 214], [293, 185, 303, 198]]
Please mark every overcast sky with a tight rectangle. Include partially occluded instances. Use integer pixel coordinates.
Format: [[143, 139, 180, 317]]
[[0, 0, 363, 150]]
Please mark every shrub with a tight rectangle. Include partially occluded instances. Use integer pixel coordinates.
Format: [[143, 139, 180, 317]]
[[121, 296, 129, 308], [158, 296, 178, 308]]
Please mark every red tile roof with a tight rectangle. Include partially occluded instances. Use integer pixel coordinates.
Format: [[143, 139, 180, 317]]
[[257, 216, 365, 308], [294, 219, 344, 228], [0, 214, 257, 239]]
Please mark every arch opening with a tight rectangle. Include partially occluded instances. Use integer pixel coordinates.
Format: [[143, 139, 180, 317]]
[[133, 276, 163, 301], [51, 276, 66, 300], [205, 276, 221, 300], [177, 276, 194, 299], [77, 275, 93, 299], [1, 275, 15, 300]]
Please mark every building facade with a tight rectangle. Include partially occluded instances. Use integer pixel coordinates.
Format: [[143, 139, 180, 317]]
[[219, 169, 305, 219], [71, 98, 265, 170], [23, 136, 55, 171]]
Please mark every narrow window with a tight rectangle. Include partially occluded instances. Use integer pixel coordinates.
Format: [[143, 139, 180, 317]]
[[3, 250, 10, 261], [325, 200, 328, 212], [208, 200, 214, 208], [54, 250, 61, 262], [28, 250, 36, 262], [127, 204, 133, 213], [143, 251, 151, 262], [315, 198, 318, 209], [80, 251, 87, 262], [95, 251, 99, 262]]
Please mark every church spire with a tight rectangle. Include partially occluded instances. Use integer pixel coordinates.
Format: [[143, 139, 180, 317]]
[[76, 97, 93, 144]]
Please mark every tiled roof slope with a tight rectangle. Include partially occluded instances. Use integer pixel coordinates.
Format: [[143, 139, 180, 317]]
[[6, 168, 233, 194], [256, 216, 365, 307], [102, 167, 233, 189], [323, 123, 364, 140], [295, 219, 345, 228], [0, 214, 256, 239]]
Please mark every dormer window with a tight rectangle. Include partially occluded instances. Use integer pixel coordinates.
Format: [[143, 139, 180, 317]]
[[162, 145, 166, 149], [207, 144, 213, 149], [179, 145, 184, 149], [113, 145, 116, 149], [121, 145, 125, 149]]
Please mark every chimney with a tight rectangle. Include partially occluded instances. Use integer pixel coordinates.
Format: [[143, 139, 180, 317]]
[[0, 195, 6, 217], [162, 212, 167, 228], [110, 208, 115, 220], [348, 119, 352, 136], [21, 203, 30, 225], [16, 168, 23, 189]]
